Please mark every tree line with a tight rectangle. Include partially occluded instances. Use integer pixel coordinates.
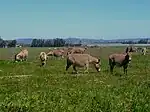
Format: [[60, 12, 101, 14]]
[[0, 37, 17, 48], [31, 38, 66, 47], [0, 37, 150, 48], [30, 38, 83, 47], [0, 37, 67, 48], [121, 39, 149, 44]]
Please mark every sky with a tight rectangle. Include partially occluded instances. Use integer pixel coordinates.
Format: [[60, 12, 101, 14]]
[[0, 0, 150, 40]]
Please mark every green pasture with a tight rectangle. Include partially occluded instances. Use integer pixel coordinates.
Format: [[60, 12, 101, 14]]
[[0, 47, 149, 112]]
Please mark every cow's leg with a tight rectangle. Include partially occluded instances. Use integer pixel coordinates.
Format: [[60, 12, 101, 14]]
[[40, 61, 45, 67], [57, 56, 60, 60], [123, 64, 128, 75], [73, 65, 78, 74], [51, 56, 54, 60], [66, 60, 72, 71], [43, 61, 46, 66], [59, 56, 62, 59], [24, 56, 27, 61], [55, 56, 58, 60], [84, 63, 89, 73], [52, 56, 55, 60], [23, 56, 26, 61], [62, 55, 64, 59], [110, 64, 114, 74], [109, 59, 114, 74]]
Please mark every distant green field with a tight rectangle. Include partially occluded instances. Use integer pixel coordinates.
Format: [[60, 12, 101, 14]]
[[0, 47, 150, 112]]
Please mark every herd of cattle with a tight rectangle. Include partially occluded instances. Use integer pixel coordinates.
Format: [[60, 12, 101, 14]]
[[13, 46, 147, 75]]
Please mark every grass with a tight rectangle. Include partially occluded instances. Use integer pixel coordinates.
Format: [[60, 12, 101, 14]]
[[0, 47, 150, 112]]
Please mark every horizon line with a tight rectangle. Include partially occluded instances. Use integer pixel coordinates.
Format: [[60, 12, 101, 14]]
[[2, 36, 150, 40]]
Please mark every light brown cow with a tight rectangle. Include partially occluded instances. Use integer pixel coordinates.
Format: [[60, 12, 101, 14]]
[[47, 49, 65, 59], [134, 47, 147, 55], [39, 52, 47, 66], [142, 47, 147, 55], [14, 48, 28, 62], [47, 51, 54, 56], [67, 47, 88, 55], [66, 53, 101, 73], [109, 52, 132, 75]]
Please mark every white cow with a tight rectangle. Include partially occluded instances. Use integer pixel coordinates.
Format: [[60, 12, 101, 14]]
[[39, 52, 47, 66]]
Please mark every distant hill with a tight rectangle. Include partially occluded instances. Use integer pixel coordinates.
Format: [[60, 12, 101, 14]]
[[64, 37, 150, 44], [16, 38, 33, 44], [15, 37, 150, 45], [64, 38, 105, 44]]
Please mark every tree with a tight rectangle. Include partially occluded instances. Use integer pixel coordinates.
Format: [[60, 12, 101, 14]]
[[31, 38, 66, 47], [138, 39, 148, 44], [53, 38, 65, 47], [11, 40, 17, 47], [39, 39, 45, 47], [44, 39, 53, 47], [7, 40, 17, 47], [31, 39, 38, 47], [0, 37, 6, 48]]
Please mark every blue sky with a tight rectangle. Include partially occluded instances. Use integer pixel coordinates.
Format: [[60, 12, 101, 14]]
[[0, 0, 150, 40]]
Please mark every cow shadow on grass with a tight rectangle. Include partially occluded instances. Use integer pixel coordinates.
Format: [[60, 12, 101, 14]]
[[114, 72, 122, 76], [102, 69, 109, 73], [64, 71, 82, 75], [102, 68, 126, 77], [64, 71, 101, 76]]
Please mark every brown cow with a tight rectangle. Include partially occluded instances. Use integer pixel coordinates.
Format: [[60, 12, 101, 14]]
[[109, 52, 132, 75], [125, 46, 137, 53], [47, 51, 54, 56], [66, 53, 101, 74], [67, 47, 88, 55], [47, 49, 65, 59]]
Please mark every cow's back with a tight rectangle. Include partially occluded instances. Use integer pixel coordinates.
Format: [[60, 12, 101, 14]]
[[109, 54, 126, 63], [68, 54, 90, 64]]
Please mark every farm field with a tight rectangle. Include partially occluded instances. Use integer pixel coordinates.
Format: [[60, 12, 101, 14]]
[[0, 47, 150, 112]]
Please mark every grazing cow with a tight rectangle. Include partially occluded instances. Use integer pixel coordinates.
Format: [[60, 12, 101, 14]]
[[14, 48, 28, 62], [47, 49, 65, 59], [136, 47, 142, 52], [66, 54, 101, 74], [134, 47, 147, 55], [142, 47, 147, 55], [109, 52, 132, 75], [39, 52, 47, 66], [125, 46, 135, 53], [67, 47, 88, 55], [47, 51, 54, 56], [53, 49, 65, 58]]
